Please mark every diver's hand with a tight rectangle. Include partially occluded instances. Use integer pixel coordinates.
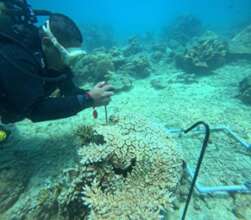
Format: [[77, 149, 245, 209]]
[[88, 82, 114, 107]]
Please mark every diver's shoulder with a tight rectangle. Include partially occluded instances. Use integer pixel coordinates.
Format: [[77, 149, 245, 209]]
[[0, 39, 40, 68]]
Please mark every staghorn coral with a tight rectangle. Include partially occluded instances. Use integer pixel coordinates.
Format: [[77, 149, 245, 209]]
[[176, 31, 228, 74], [77, 114, 184, 219]]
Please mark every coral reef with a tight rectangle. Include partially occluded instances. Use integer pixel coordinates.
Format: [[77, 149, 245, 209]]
[[150, 44, 174, 63], [109, 47, 127, 70], [11, 115, 183, 220], [110, 45, 152, 78], [105, 71, 133, 92], [72, 51, 115, 84], [78, 114, 184, 219], [122, 55, 152, 78], [176, 32, 228, 74], [71, 34, 155, 86], [75, 125, 105, 145], [123, 36, 143, 57], [229, 25, 251, 56], [162, 15, 203, 46], [238, 75, 251, 105], [71, 47, 135, 89]]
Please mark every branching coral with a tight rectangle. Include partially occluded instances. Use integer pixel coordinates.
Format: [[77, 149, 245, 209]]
[[3, 115, 183, 220], [75, 125, 105, 145], [176, 31, 228, 73], [76, 114, 183, 219]]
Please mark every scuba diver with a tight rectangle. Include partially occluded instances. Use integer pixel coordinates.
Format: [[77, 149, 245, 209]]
[[0, 0, 114, 143]]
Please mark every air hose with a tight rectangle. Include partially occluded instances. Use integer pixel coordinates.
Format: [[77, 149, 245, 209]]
[[181, 121, 210, 220]]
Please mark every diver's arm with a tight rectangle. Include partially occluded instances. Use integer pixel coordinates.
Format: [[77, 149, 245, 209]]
[[59, 78, 87, 96], [28, 82, 114, 122], [58, 68, 87, 96], [28, 94, 93, 122]]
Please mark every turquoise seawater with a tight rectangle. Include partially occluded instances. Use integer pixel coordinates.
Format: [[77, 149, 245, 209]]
[[0, 0, 251, 219]]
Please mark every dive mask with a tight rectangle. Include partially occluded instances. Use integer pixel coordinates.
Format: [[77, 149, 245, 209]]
[[42, 16, 86, 65]]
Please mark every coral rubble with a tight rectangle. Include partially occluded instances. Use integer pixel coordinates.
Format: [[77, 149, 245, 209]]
[[176, 32, 228, 74]]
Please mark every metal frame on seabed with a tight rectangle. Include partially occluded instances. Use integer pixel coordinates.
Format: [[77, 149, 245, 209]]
[[166, 125, 251, 195]]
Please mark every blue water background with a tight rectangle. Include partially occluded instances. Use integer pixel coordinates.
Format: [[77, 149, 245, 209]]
[[30, 0, 251, 41]]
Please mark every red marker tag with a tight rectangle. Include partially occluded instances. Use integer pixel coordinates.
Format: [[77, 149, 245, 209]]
[[93, 108, 98, 119]]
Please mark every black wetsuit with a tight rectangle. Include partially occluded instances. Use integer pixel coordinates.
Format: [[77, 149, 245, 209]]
[[0, 33, 93, 124]]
